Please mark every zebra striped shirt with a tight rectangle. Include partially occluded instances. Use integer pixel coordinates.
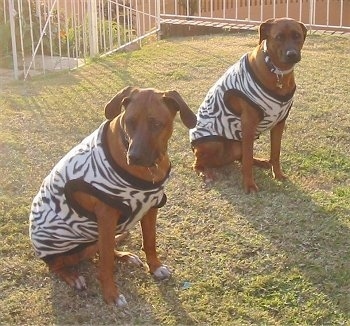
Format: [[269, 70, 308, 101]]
[[190, 54, 295, 143], [29, 121, 170, 259]]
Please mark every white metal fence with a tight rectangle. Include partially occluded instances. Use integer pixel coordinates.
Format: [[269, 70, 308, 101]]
[[1, 0, 160, 80], [1, 0, 349, 81]]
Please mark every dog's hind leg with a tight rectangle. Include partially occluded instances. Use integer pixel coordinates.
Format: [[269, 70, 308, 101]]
[[113, 231, 144, 265], [115, 231, 130, 245], [46, 242, 98, 290], [253, 158, 272, 169], [192, 139, 243, 183]]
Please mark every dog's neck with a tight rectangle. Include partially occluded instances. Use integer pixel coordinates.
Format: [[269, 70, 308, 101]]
[[262, 40, 294, 89]]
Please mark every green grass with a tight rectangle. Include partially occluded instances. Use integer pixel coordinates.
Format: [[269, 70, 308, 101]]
[[0, 31, 349, 324]]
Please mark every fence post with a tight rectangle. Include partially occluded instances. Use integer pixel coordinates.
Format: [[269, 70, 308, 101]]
[[156, 0, 161, 30], [88, 0, 99, 56], [8, 0, 18, 80]]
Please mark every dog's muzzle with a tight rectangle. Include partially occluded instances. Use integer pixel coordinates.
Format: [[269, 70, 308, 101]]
[[120, 127, 158, 167], [127, 151, 156, 167], [127, 144, 160, 167], [285, 49, 301, 64]]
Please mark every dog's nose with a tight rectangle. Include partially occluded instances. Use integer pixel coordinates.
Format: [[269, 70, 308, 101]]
[[127, 150, 154, 167], [128, 152, 143, 165], [285, 49, 300, 63]]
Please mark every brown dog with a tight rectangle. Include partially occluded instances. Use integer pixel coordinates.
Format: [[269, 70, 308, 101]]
[[29, 86, 196, 306], [190, 18, 307, 193]]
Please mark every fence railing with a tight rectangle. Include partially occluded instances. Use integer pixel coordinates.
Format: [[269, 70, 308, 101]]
[[1, 0, 349, 81], [160, 0, 350, 32]]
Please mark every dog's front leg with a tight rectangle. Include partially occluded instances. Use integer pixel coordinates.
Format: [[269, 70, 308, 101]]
[[241, 108, 261, 194], [141, 208, 171, 280], [270, 119, 287, 180], [95, 203, 127, 307]]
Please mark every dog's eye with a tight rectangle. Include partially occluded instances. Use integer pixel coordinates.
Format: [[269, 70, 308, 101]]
[[149, 118, 163, 131], [292, 32, 301, 40], [275, 34, 284, 41], [125, 117, 137, 131]]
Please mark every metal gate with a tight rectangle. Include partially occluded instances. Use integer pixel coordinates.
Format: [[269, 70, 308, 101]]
[[1, 0, 161, 80]]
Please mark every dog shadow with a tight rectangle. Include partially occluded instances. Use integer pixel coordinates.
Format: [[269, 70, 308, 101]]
[[49, 235, 196, 325], [209, 162, 350, 314]]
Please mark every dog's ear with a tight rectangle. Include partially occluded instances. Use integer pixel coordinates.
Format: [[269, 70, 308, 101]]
[[104, 86, 138, 120], [258, 18, 275, 44], [299, 21, 308, 40], [162, 90, 197, 129]]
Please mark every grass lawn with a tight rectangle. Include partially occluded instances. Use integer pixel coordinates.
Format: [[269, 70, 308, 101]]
[[0, 31, 349, 325]]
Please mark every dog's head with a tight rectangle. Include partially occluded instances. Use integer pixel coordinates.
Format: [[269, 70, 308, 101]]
[[259, 17, 307, 66], [104, 86, 196, 167]]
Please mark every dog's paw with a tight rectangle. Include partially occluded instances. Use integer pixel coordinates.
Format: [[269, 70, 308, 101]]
[[253, 158, 272, 170], [127, 254, 143, 266], [115, 251, 144, 267], [152, 265, 171, 280], [272, 170, 288, 181], [74, 275, 87, 290], [115, 294, 128, 307], [243, 182, 259, 194], [54, 268, 87, 290], [199, 169, 216, 185], [114, 231, 130, 245]]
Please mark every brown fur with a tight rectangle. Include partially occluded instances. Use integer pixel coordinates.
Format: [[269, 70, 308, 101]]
[[192, 18, 307, 193]]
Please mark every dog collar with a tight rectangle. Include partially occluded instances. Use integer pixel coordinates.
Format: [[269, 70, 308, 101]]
[[262, 40, 294, 88], [119, 123, 130, 150]]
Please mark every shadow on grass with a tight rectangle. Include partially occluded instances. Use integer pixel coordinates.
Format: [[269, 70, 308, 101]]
[[48, 248, 196, 324], [210, 161, 350, 319]]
